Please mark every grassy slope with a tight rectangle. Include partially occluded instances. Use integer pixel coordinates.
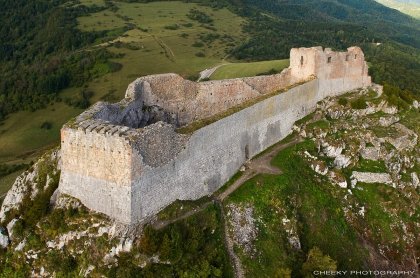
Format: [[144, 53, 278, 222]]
[[0, 1, 246, 185], [210, 59, 289, 80], [225, 140, 368, 277], [375, 0, 420, 18]]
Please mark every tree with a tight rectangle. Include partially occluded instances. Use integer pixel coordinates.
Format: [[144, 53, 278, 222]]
[[160, 233, 171, 260], [275, 268, 292, 278], [301, 247, 337, 278]]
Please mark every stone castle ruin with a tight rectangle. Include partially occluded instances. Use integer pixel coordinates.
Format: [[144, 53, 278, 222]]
[[59, 46, 371, 224]]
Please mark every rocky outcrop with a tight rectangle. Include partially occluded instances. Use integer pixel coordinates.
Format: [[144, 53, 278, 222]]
[[412, 172, 419, 188], [379, 116, 399, 127], [0, 150, 61, 223], [360, 147, 380, 161], [0, 228, 8, 248], [226, 204, 258, 255], [351, 172, 393, 187]]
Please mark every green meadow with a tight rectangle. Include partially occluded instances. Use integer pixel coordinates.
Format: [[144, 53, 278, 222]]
[[0, 1, 251, 195]]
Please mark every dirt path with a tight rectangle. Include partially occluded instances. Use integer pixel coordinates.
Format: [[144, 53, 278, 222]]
[[217, 200, 245, 278], [217, 136, 301, 201], [151, 135, 301, 277], [152, 135, 301, 230], [198, 64, 227, 81], [152, 201, 213, 230]]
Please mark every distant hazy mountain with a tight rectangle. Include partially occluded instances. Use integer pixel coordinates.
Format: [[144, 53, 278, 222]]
[[375, 0, 420, 18]]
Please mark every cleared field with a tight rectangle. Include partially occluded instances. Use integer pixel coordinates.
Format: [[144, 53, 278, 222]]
[[0, 1, 247, 193], [0, 102, 83, 164], [78, 1, 246, 80], [210, 59, 290, 80]]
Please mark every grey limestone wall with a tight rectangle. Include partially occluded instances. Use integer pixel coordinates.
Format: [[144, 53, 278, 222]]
[[59, 46, 372, 224], [130, 76, 370, 223], [59, 122, 138, 223]]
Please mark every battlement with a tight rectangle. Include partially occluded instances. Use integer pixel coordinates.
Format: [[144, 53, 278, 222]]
[[59, 46, 371, 224]]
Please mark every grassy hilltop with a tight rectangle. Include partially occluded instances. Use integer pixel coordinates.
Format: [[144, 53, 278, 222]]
[[0, 0, 248, 197], [1, 0, 420, 204], [1, 86, 418, 276]]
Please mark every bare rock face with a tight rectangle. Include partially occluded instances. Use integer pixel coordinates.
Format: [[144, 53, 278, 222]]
[[351, 172, 393, 187], [360, 147, 380, 161], [328, 170, 348, 188], [0, 150, 61, 223], [378, 116, 399, 127], [0, 231, 8, 249], [382, 106, 398, 115], [412, 172, 419, 188], [334, 154, 352, 169], [322, 141, 344, 158], [6, 218, 18, 241], [311, 161, 328, 175], [227, 204, 258, 255]]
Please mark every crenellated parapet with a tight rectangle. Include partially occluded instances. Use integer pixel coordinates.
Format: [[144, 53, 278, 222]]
[[59, 46, 372, 224]]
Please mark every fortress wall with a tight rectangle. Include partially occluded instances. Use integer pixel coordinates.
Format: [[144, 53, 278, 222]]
[[59, 124, 135, 223], [130, 76, 368, 222], [290, 46, 369, 82], [59, 46, 372, 224], [125, 70, 293, 126]]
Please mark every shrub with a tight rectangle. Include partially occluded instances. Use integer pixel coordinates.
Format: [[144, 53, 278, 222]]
[[195, 52, 205, 57], [192, 42, 204, 48], [186, 74, 199, 81], [182, 23, 193, 27], [40, 121, 52, 130], [164, 24, 179, 30], [301, 247, 337, 277], [187, 9, 213, 24], [338, 97, 348, 106], [350, 97, 367, 109]]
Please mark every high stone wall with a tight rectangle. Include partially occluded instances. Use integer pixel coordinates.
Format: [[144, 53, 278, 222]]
[[59, 46, 372, 224]]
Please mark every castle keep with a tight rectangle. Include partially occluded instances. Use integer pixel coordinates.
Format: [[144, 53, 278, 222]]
[[59, 46, 371, 224]]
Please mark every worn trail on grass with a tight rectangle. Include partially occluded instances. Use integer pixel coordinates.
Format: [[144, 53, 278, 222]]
[[151, 135, 301, 277], [152, 135, 301, 229], [217, 135, 302, 201], [198, 64, 227, 81]]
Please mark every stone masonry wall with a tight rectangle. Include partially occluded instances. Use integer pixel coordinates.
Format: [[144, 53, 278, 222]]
[[125, 68, 293, 126], [130, 76, 370, 223], [59, 46, 372, 224]]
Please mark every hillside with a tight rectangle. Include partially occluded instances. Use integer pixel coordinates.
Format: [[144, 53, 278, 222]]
[[0, 0, 247, 199], [0, 0, 420, 268], [376, 0, 420, 18], [0, 84, 418, 276], [0, 0, 420, 255]]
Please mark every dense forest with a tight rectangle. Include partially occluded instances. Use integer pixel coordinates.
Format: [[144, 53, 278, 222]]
[[0, 0, 124, 120], [0, 0, 419, 121]]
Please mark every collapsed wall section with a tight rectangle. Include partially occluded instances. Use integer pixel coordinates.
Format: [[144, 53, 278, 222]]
[[125, 69, 293, 126]]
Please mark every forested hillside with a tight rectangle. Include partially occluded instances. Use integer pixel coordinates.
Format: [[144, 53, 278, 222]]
[[0, 0, 126, 120], [1, 0, 419, 120], [231, 0, 420, 95], [0, 0, 420, 199]]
